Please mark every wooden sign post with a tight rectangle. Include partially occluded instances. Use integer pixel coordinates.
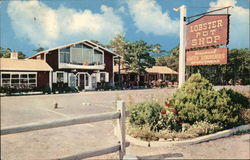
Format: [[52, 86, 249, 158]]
[[175, 5, 186, 88], [175, 6, 230, 88]]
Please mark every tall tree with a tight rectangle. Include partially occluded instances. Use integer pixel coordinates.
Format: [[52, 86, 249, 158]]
[[123, 40, 156, 85], [108, 34, 128, 85], [108, 34, 127, 57], [156, 46, 179, 71]]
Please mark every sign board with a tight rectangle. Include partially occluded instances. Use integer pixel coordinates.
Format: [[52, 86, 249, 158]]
[[186, 14, 229, 49], [186, 47, 228, 66]]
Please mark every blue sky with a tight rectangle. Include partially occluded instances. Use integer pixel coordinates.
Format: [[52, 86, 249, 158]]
[[0, 0, 249, 57]]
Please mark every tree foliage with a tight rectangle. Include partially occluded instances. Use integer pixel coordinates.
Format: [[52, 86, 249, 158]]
[[32, 47, 45, 53], [156, 47, 250, 85], [0, 47, 26, 59], [123, 40, 156, 74], [108, 34, 127, 57], [156, 46, 179, 71], [90, 40, 106, 47]]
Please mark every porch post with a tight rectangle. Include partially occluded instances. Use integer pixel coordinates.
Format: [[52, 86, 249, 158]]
[[49, 71, 52, 90]]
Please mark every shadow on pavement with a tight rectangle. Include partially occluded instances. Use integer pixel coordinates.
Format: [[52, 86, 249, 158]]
[[138, 153, 184, 159]]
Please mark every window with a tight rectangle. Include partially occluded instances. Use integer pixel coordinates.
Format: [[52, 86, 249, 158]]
[[61, 43, 104, 65], [57, 73, 64, 82], [82, 49, 93, 65], [2, 74, 11, 87], [71, 48, 83, 64], [100, 73, 106, 81], [94, 50, 103, 65], [1, 73, 37, 88], [12, 74, 19, 78], [60, 47, 70, 63], [2, 74, 10, 78]]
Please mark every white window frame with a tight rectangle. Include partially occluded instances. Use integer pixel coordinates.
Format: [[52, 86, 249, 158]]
[[0, 72, 37, 88], [58, 43, 104, 67]]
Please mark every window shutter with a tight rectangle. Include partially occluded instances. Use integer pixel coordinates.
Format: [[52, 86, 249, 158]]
[[105, 72, 109, 82], [63, 72, 68, 83], [96, 73, 100, 82], [53, 72, 57, 83]]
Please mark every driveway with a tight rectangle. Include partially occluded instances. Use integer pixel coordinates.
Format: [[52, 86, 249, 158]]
[[1, 88, 249, 159], [1, 88, 176, 159]]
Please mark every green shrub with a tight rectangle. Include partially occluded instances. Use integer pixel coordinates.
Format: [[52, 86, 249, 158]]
[[126, 124, 158, 141], [220, 88, 249, 109], [170, 73, 247, 129], [186, 121, 222, 136], [241, 109, 250, 123], [128, 101, 180, 131]]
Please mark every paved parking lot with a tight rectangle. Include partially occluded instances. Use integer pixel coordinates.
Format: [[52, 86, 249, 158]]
[[1, 88, 249, 159], [1, 88, 176, 159]]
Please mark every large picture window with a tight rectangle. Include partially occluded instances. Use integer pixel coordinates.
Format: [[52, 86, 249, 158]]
[[60, 43, 104, 65], [60, 47, 70, 63], [1, 72, 37, 88], [94, 50, 103, 65]]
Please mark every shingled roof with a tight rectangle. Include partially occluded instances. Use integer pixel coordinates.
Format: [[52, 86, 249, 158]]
[[114, 65, 178, 74], [0, 58, 53, 71]]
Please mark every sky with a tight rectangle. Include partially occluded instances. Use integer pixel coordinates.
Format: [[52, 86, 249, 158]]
[[0, 0, 249, 57]]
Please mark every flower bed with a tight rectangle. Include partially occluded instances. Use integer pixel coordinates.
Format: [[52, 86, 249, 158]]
[[126, 73, 250, 141]]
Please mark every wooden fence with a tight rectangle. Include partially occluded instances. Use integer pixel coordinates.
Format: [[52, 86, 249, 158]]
[[1, 101, 129, 160]]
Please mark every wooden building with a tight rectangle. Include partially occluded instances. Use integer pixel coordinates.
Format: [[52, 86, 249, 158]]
[[29, 40, 120, 90], [0, 52, 53, 89], [114, 65, 178, 88]]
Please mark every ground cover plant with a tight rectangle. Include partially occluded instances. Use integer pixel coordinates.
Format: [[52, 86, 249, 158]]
[[127, 73, 250, 141]]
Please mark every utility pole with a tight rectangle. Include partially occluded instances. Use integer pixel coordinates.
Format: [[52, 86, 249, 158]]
[[174, 5, 186, 88]]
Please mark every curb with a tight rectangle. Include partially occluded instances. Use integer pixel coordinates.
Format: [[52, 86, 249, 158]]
[[126, 124, 250, 147]]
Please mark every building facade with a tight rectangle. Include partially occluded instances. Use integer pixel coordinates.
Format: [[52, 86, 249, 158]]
[[29, 40, 119, 90], [114, 65, 178, 88], [0, 52, 53, 89]]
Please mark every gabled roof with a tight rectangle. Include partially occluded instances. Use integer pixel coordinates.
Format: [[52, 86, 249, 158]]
[[113, 65, 178, 75], [0, 58, 53, 71], [29, 40, 121, 59], [146, 66, 178, 74]]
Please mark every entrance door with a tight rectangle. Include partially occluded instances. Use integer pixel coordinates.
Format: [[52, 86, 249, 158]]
[[79, 74, 85, 89]]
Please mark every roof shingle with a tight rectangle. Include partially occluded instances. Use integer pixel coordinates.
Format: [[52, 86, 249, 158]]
[[0, 58, 53, 71]]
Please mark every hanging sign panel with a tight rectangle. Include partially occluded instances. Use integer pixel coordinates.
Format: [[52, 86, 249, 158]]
[[186, 14, 230, 49], [186, 47, 228, 66]]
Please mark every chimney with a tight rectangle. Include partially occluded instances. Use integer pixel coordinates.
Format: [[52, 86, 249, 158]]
[[11, 51, 18, 59]]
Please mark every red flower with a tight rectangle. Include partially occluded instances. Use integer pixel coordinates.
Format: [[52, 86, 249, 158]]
[[165, 102, 171, 107], [170, 109, 177, 114], [161, 110, 166, 114]]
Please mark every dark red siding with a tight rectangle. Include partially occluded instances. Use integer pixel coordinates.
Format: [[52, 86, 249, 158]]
[[37, 71, 49, 87], [104, 51, 113, 82], [46, 50, 59, 70]]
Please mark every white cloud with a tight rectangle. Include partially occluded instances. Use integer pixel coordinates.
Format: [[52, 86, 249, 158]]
[[117, 6, 125, 14], [127, 0, 179, 36], [209, 0, 249, 48], [7, 0, 124, 48]]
